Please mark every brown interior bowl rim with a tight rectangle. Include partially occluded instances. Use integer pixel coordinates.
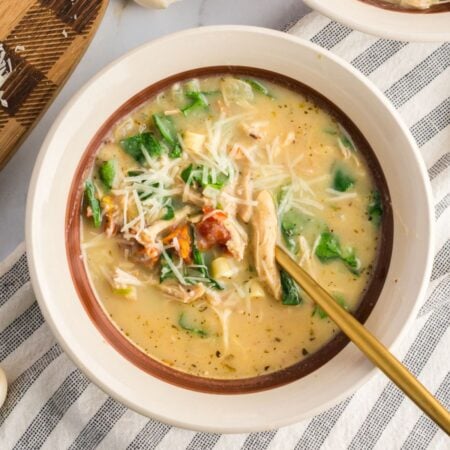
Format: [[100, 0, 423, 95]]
[[65, 65, 394, 395]]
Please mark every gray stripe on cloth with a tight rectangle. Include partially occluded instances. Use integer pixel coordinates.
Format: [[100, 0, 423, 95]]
[[127, 420, 171, 450], [419, 275, 450, 317], [0, 302, 44, 361], [310, 22, 352, 50], [411, 98, 450, 148], [12, 370, 90, 450], [431, 239, 450, 281], [0, 253, 29, 307], [401, 372, 450, 450], [294, 398, 351, 450], [348, 303, 450, 450], [429, 153, 450, 180], [68, 397, 127, 450], [186, 432, 221, 450], [385, 44, 450, 109], [435, 194, 450, 220], [0, 345, 62, 426], [351, 40, 407, 76], [242, 431, 278, 450]]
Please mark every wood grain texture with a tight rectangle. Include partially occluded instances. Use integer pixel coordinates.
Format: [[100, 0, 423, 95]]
[[0, 0, 109, 169]]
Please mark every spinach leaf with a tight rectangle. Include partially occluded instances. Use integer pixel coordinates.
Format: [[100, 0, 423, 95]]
[[181, 91, 209, 116], [153, 114, 182, 158], [315, 231, 361, 275], [339, 134, 354, 151], [99, 160, 117, 190], [159, 254, 174, 282], [333, 167, 355, 192], [277, 185, 289, 205], [280, 269, 302, 306], [313, 293, 348, 319], [315, 231, 342, 262], [280, 209, 309, 253], [120, 132, 162, 164], [138, 182, 160, 201], [181, 164, 228, 189], [312, 304, 328, 319], [341, 248, 360, 274], [191, 242, 223, 290], [367, 190, 383, 227], [281, 220, 297, 253], [127, 170, 144, 177], [84, 180, 102, 228], [178, 312, 208, 337], [244, 78, 272, 97], [162, 202, 175, 220], [323, 127, 338, 136]]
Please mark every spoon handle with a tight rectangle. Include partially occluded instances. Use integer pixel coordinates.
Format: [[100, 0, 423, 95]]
[[275, 246, 450, 435]]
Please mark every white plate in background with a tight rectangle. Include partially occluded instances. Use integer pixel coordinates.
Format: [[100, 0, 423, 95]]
[[304, 0, 450, 42]]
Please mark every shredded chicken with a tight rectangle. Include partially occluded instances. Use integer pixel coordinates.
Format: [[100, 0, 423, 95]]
[[236, 164, 253, 223], [223, 217, 248, 262], [101, 196, 120, 238], [157, 282, 205, 303], [182, 187, 210, 208], [140, 206, 193, 244], [220, 179, 238, 216], [252, 190, 281, 300]]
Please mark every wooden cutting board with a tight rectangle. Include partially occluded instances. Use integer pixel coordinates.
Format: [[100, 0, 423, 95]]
[[0, 0, 109, 169]]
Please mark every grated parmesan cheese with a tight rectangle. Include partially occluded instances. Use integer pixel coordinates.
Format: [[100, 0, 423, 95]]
[[161, 247, 187, 285], [114, 268, 143, 287]]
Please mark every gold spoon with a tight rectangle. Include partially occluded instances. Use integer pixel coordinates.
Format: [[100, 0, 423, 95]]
[[275, 245, 450, 434]]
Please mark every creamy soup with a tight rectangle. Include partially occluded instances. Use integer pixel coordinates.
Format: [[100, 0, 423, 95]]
[[80, 74, 387, 380]]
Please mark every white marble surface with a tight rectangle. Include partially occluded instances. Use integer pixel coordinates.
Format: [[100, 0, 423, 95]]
[[0, 0, 310, 261]]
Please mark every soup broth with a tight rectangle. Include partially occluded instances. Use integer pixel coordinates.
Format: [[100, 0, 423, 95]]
[[80, 74, 387, 380]]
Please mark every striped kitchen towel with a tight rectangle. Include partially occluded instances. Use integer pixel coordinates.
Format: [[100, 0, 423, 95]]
[[1, 11, 449, 450]]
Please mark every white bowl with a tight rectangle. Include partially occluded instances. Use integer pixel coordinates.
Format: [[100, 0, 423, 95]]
[[26, 26, 434, 433], [304, 0, 450, 42]]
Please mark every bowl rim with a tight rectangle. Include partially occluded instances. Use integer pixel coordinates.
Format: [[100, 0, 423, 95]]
[[304, 0, 450, 42], [25, 25, 434, 433]]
